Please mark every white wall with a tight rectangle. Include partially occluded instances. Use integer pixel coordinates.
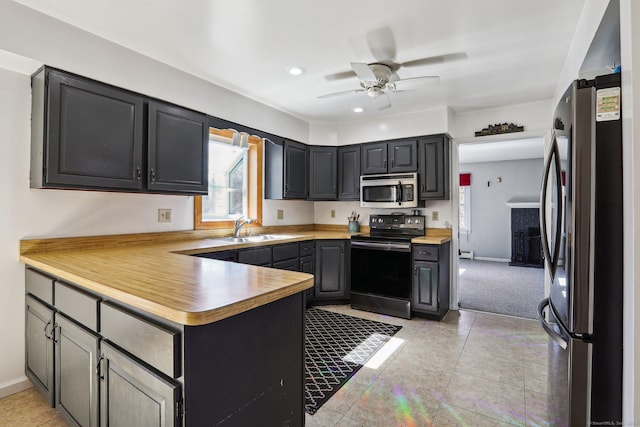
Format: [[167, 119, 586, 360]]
[[620, 0, 640, 422], [454, 100, 552, 140], [458, 159, 544, 260]]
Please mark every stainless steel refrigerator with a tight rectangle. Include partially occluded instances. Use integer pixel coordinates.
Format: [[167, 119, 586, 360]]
[[537, 73, 623, 426]]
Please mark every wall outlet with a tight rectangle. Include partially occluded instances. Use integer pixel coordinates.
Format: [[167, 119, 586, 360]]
[[158, 209, 172, 223], [431, 211, 439, 222], [330, 209, 336, 218], [277, 209, 284, 220]]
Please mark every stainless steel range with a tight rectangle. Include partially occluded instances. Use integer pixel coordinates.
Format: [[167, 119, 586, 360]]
[[350, 213, 425, 319]]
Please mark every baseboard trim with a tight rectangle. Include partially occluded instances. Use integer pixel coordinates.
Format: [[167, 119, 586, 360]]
[[0, 377, 32, 399], [473, 257, 511, 263]]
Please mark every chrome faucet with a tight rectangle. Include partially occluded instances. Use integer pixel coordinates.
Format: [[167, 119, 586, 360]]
[[234, 216, 254, 237]]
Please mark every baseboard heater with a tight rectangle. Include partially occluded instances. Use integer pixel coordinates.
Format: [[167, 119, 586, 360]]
[[350, 292, 411, 320], [459, 250, 474, 260]]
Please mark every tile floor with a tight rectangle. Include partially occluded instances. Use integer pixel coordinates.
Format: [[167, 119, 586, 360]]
[[0, 307, 552, 427]]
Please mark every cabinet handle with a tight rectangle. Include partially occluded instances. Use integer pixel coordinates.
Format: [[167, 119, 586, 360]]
[[341, 245, 344, 254], [414, 266, 418, 275], [383, 159, 387, 169], [421, 184, 425, 192], [43, 320, 52, 340], [150, 169, 156, 183], [391, 159, 395, 168], [136, 167, 142, 181], [51, 323, 59, 344], [96, 355, 105, 381]]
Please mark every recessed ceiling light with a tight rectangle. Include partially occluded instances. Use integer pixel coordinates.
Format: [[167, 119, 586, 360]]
[[286, 66, 306, 76], [353, 107, 364, 113]]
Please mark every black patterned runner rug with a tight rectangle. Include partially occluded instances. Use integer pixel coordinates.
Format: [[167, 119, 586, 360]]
[[304, 308, 402, 415]]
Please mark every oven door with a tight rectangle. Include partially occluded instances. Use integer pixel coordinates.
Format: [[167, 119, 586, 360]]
[[350, 239, 412, 318]]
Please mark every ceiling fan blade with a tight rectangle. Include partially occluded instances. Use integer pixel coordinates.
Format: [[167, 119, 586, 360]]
[[400, 52, 467, 68], [324, 70, 357, 81], [366, 26, 396, 62], [392, 75, 441, 86], [372, 92, 391, 110], [317, 89, 365, 99], [351, 62, 377, 82]]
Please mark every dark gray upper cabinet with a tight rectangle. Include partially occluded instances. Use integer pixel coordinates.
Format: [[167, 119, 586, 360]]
[[284, 140, 308, 199], [361, 139, 417, 174], [308, 146, 337, 200], [338, 146, 360, 200], [31, 67, 208, 195], [360, 142, 388, 175], [147, 100, 208, 194], [418, 135, 450, 200], [264, 138, 308, 199], [32, 67, 145, 190], [388, 139, 418, 172]]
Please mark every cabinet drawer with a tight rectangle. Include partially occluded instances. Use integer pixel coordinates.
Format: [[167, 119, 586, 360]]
[[238, 247, 272, 266], [25, 269, 54, 305], [299, 241, 315, 256], [413, 245, 439, 261], [54, 281, 100, 332], [100, 302, 181, 378], [272, 243, 299, 263], [272, 258, 299, 272]]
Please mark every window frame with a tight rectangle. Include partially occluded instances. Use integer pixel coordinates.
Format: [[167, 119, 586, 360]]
[[194, 128, 263, 230], [459, 184, 471, 234]]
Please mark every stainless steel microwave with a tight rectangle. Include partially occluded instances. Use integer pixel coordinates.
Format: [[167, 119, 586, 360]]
[[360, 172, 419, 208]]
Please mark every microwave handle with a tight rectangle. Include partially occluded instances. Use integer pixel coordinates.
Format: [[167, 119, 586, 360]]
[[397, 182, 403, 204]]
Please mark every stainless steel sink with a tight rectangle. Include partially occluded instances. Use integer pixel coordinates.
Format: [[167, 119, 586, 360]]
[[219, 234, 297, 243]]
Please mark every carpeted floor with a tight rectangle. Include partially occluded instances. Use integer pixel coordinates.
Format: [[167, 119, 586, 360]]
[[458, 259, 544, 319]]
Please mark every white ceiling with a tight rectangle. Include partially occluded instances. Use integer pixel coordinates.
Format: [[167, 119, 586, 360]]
[[9, 0, 587, 124]]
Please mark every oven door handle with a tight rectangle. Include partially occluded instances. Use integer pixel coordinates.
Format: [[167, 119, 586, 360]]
[[351, 241, 411, 252]]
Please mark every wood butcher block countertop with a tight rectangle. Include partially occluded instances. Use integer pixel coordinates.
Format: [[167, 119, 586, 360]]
[[19, 226, 451, 326], [19, 229, 354, 326]]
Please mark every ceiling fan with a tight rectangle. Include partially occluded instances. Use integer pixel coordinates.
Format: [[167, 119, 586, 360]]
[[318, 27, 466, 110]]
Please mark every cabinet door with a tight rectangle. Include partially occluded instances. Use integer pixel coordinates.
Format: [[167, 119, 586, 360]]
[[238, 247, 272, 266], [25, 295, 55, 406], [338, 146, 361, 200], [413, 261, 439, 313], [388, 139, 418, 172], [418, 136, 450, 200], [308, 146, 337, 200], [43, 69, 144, 190], [300, 255, 315, 304], [361, 142, 388, 175], [148, 100, 208, 194], [284, 140, 308, 199], [100, 341, 181, 427], [55, 314, 100, 427], [315, 241, 346, 299]]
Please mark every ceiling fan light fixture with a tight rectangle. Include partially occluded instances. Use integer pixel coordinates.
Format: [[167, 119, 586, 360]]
[[286, 66, 306, 76], [367, 87, 383, 98]]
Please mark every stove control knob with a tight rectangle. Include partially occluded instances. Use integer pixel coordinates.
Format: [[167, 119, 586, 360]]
[[415, 219, 421, 224], [407, 219, 412, 224], [378, 218, 384, 223]]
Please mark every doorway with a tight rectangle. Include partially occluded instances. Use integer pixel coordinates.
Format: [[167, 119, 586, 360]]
[[455, 137, 546, 319]]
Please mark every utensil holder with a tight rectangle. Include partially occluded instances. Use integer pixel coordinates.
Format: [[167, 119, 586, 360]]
[[348, 220, 359, 232]]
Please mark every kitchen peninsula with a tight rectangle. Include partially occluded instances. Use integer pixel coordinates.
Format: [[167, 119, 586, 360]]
[[20, 230, 326, 427]]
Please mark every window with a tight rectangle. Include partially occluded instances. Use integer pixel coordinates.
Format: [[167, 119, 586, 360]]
[[459, 173, 471, 234], [195, 128, 262, 229]]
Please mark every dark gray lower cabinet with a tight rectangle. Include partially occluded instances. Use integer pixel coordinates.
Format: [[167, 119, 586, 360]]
[[55, 314, 99, 427], [100, 341, 180, 427], [412, 242, 450, 319], [25, 295, 54, 406], [315, 240, 349, 300]]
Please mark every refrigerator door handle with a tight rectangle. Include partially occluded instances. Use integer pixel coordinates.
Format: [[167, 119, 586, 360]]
[[539, 134, 563, 278], [537, 298, 568, 350]]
